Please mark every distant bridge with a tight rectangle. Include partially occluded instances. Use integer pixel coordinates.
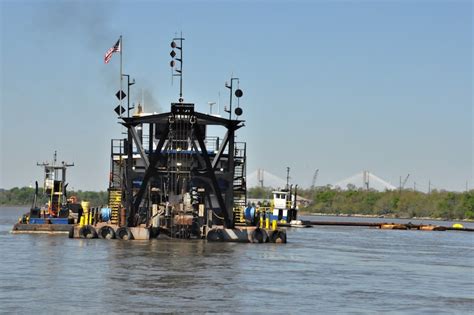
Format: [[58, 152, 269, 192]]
[[248, 169, 397, 191], [247, 169, 287, 189], [333, 171, 397, 191]]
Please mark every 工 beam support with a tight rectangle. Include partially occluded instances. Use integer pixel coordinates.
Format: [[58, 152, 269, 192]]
[[193, 123, 232, 228], [129, 126, 169, 226]]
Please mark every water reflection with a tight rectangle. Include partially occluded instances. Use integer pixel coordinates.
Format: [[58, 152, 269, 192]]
[[0, 207, 473, 313]]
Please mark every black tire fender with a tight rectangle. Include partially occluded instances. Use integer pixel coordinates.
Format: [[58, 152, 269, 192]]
[[116, 227, 133, 240], [68, 226, 74, 238], [98, 226, 116, 239], [79, 225, 98, 239], [251, 228, 268, 243], [269, 230, 287, 243], [206, 229, 221, 241]]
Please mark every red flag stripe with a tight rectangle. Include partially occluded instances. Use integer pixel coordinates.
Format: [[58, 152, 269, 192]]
[[104, 39, 121, 64]]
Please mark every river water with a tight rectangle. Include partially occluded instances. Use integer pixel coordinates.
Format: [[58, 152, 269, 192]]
[[0, 206, 473, 313]]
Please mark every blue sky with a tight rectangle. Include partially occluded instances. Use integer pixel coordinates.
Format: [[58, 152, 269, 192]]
[[0, 0, 472, 192]]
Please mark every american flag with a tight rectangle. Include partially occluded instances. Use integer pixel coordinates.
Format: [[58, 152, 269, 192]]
[[104, 38, 121, 64]]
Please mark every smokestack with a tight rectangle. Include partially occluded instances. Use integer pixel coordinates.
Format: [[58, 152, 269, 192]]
[[133, 103, 143, 117]]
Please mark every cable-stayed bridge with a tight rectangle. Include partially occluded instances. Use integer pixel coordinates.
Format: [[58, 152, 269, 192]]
[[247, 169, 287, 189], [248, 169, 397, 191], [333, 171, 397, 191]]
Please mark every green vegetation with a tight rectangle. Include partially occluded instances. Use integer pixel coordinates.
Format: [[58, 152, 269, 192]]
[[0, 187, 108, 207], [248, 186, 474, 220], [3, 186, 473, 220]]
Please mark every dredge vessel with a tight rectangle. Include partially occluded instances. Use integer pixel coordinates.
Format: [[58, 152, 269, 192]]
[[68, 36, 289, 242]]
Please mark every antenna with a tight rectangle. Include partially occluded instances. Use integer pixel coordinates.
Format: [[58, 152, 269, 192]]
[[286, 167, 290, 190], [121, 74, 135, 117], [224, 77, 243, 120], [170, 33, 185, 102]]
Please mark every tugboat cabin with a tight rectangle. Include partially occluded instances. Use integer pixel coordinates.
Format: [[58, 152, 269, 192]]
[[270, 189, 298, 223]]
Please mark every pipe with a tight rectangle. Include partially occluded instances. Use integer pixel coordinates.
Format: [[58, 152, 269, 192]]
[[279, 220, 474, 232]]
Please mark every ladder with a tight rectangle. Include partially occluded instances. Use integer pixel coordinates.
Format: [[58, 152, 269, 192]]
[[233, 142, 247, 225], [108, 139, 125, 225], [108, 189, 121, 225]]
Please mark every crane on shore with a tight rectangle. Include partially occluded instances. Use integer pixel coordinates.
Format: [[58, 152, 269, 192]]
[[399, 174, 410, 192], [311, 169, 319, 190]]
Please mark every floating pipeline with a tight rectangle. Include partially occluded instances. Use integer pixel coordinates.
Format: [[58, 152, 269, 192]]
[[278, 221, 474, 232]]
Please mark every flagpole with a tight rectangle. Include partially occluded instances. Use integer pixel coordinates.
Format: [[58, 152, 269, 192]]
[[120, 35, 123, 118]]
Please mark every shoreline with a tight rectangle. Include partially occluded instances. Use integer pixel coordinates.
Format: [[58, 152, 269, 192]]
[[2, 206, 473, 222], [0, 205, 26, 208]]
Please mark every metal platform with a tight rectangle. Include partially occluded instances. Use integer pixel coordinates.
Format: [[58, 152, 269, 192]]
[[11, 223, 73, 234], [68, 222, 287, 243]]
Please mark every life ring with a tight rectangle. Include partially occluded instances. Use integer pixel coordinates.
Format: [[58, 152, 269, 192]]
[[79, 225, 98, 239], [116, 227, 133, 240], [98, 226, 116, 239], [250, 228, 268, 243], [269, 230, 287, 243]]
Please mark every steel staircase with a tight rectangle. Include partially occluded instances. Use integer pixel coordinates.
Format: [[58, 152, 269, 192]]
[[233, 142, 247, 225], [108, 139, 124, 225], [108, 189, 122, 224]]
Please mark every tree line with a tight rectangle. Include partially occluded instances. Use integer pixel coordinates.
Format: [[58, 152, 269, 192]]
[[2, 185, 473, 220], [248, 186, 474, 220], [0, 187, 108, 207]]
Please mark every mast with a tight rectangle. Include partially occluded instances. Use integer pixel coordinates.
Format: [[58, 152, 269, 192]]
[[120, 35, 123, 117]]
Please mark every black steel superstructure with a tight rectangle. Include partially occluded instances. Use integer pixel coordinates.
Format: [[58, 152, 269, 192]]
[[108, 102, 246, 237], [106, 37, 247, 238]]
